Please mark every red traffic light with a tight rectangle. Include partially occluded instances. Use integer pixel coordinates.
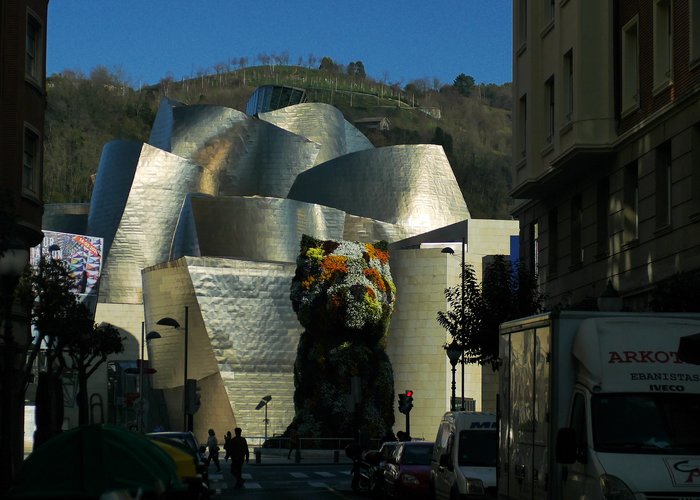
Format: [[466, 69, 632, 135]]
[[405, 390, 413, 397]]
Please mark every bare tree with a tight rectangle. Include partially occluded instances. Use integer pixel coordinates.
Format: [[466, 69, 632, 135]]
[[307, 53, 317, 69]]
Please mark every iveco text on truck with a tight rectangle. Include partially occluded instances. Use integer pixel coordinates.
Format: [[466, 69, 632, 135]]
[[498, 311, 700, 499]]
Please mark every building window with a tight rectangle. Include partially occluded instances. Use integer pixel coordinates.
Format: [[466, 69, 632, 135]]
[[693, 125, 700, 214], [655, 141, 672, 228], [546, 0, 555, 23], [519, 94, 527, 158], [26, 10, 42, 82], [597, 178, 609, 256], [548, 208, 558, 275], [23, 126, 40, 195], [624, 161, 639, 243], [545, 76, 555, 144], [570, 194, 583, 266], [564, 49, 574, 123], [518, 0, 528, 47], [529, 221, 539, 273], [692, 0, 700, 64], [653, 0, 673, 90], [622, 17, 639, 113]]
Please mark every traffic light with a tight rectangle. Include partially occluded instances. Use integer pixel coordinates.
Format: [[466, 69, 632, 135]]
[[398, 389, 414, 414], [185, 379, 202, 414]]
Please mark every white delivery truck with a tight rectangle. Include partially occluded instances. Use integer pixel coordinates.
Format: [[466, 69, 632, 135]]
[[498, 311, 700, 500], [431, 411, 498, 499]]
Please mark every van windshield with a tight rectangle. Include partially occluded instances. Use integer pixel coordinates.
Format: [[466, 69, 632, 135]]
[[592, 393, 700, 454], [458, 430, 497, 467]]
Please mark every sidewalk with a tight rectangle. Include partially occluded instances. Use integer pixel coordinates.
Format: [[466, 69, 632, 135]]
[[249, 447, 353, 466]]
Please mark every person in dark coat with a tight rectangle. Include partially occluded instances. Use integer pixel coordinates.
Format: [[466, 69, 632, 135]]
[[223, 431, 233, 461], [229, 427, 250, 488]]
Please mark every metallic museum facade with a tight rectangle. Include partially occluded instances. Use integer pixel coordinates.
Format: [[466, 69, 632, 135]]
[[79, 94, 515, 441]]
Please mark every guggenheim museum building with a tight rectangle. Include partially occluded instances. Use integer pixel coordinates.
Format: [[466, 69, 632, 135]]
[[43, 87, 518, 443]]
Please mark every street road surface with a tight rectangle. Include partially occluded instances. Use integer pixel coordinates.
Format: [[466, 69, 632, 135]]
[[210, 463, 363, 499]]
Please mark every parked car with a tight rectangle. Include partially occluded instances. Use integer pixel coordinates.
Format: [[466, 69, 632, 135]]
[[150, 438, 209, 499], [148, 431, 206, 462], [148, 431, 209, 487], [384, 441, 434, 499]]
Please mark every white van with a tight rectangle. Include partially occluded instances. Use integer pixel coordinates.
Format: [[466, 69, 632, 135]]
[[430, 411, 498, 499]]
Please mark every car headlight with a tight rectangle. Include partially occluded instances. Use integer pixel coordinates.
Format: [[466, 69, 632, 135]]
[[600, 474, 635, 500], [401, 473, 421, 485], [465, 477, 485, 495]]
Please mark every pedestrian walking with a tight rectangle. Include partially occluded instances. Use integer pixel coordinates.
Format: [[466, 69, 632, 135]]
[[206, 428, 221, 472], [229, 427, 249, 488], [287, 427, 300, 460], [223, 430, 233, 461]]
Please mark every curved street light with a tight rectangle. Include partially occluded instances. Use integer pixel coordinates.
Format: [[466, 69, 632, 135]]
[[446, 341, 462, 411]]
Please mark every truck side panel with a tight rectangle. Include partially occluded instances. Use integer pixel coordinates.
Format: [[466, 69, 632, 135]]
[[499, 320, 551, 500]]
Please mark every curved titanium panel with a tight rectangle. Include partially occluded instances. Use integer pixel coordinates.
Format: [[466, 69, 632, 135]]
[[344, 120, 375, 153], [287, 144, 471, 237], [342, 213, 407, 243], [148, 97, 185, 151], [142, 256, 300, 439], [98, 144, 217, 304], [142, 258, 235, 438], [86, 140, 143, 255], [180, 195, 346, 263], [259, 103, 348, 165], [158, 103, 322, 198]]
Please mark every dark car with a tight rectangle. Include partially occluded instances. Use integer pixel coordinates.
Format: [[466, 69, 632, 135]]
[[384, 441, 435, 499]]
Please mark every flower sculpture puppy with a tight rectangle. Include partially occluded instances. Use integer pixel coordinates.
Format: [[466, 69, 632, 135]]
[[289, 235, 396, 439]]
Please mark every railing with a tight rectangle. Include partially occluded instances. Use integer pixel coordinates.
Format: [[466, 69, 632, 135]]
[[243, 436, 383, 465]]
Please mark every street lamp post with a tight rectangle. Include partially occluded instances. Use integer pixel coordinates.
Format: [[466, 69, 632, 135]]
[[255, 395, 272, 442], [137, 326, 161, 432], [157, 306, 189, 432], [446, 341, 461, 411], [442, 236, 468, 411]]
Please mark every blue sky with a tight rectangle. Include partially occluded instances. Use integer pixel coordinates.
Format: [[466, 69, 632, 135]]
[[47, 1, 512, 88]]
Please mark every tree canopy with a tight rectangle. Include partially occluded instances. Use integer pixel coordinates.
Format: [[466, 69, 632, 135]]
[[437, 256, 544, 370], [22, 257, 124, 430], [453, 73, 476, 97]]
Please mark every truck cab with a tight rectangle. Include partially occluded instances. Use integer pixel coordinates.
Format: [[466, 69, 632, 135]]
[[498, 312, 700, 500]]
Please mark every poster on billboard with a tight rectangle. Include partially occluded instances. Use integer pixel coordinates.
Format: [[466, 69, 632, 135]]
[[30, 231, 104, 301]]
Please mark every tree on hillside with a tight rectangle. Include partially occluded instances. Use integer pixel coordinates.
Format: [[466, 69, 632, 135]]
[[347, 61, 366, 79], [319, 56, 341, 74], [307, 54, 317, 69], [437, 256, 544, 370], [453, 73, 476, 97]]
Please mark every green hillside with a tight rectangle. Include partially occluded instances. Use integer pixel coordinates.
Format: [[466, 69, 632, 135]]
[[44, 63, 513, 218]]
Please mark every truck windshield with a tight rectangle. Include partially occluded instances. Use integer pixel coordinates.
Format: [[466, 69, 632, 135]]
[[592, 393, 700, 454], [458, 430, 497, 467]]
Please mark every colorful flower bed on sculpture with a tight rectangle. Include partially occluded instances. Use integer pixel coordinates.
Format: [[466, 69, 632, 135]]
[[289, 235, 396, 439]]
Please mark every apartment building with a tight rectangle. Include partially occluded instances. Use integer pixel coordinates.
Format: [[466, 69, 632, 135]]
[[1, 0, 48, 247], [512, 0, 700, 309]]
